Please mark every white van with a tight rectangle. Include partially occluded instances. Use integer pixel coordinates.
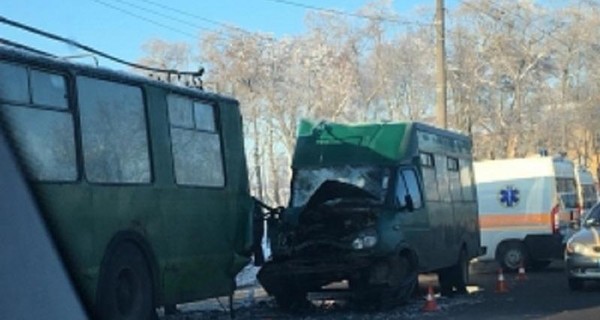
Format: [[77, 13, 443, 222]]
[[474, 156, 576, 271], [574, 165, 598, 217]]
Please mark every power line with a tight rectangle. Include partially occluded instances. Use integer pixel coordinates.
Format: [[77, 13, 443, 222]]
[[91, 0, 198, 39], [135, 0, 227, 28], [0, 15, 204, 76], [264, 0, 429, 26], [109, 0, 223, 34], [98, 0, 274, 42], [0, 38, 56, 57], [134, 0, 274, 40], [488, 0, 573, 48], [458, 0, 571, 48]]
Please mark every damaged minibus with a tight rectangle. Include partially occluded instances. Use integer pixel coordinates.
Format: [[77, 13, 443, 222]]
[[258, 120, 481, 310]]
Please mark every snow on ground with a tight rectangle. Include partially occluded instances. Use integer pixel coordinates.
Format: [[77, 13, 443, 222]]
[[161, 284, 484, 320], [235, 238, 271, 288], [163, 243, 485, 319], [235, 263, 260, 288]]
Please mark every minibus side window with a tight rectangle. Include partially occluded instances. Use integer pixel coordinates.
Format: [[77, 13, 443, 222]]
[[395, 169, 423, 210]]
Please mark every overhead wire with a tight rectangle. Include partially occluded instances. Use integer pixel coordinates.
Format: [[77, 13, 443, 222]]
[[487, 0, 574, 48], [98, 0, 430, 44], [2, 0, 441, 74], [453, 0, 600, 101], [94, 0, 273, 42], [136, 0, 236, 28], [0, 38, 56, 57], [458, 0, 573, 49], [0, 15, 204, 76], [133, 0, 275, 41], [90, 0, 198, 39], [107, 0, 225, 35], [263, 0, 430, 26]]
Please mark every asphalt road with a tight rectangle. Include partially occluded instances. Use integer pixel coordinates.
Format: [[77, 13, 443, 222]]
[[161, 261, 600, 320], [434, 261, 600, 320]]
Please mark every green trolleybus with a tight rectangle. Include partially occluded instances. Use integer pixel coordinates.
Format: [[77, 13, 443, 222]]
[[0, 46, 254, 319]]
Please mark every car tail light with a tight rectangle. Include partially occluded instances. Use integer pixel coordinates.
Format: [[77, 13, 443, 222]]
[[551, 204, 560, 234]]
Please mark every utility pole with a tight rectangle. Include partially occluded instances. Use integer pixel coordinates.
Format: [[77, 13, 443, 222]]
[[435, 0, 447, 129]]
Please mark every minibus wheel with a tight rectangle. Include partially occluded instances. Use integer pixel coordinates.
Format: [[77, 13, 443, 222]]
[[438, 248, 469, 296]]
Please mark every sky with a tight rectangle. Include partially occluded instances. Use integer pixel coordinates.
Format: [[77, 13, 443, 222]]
[[1, 0, 459, 71]]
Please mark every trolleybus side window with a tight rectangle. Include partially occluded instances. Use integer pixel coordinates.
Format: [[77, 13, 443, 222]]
[[31, 69, 68, 109], [0, 62, 77, 181], [0, 61, 28, 103], [167, 94, 224, 187], [77, 76, 151, 183]]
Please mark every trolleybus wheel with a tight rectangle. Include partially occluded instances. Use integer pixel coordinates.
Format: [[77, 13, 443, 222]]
[[96, 241, 155, 320]]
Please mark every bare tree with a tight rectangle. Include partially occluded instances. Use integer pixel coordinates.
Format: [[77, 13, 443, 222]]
[[136, 0, 600, 199]]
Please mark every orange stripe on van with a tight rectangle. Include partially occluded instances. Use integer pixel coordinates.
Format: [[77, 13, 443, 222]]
[[479, 213, 551, 229]]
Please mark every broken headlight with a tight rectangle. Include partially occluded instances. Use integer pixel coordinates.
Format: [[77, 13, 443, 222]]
[[351, 229, 378, 250]]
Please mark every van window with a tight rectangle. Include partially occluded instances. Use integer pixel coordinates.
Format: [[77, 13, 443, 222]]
[[395, 169, 423, 210], [584, 204, 600, 225], [292, 166, 389, 207], [556, 177, 577, 208], [447, 157, 462, 200], [447, 157, 459, 171], [557, 178, 576, 193], [435, 154, 451, 202], [460, 159, 475, 201], [420, 153, 434, 167], [420, 152, 439, 201], [582, 185, 597, 209]]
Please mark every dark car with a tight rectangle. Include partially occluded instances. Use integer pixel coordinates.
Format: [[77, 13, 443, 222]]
[[565, 202, 600, 290]]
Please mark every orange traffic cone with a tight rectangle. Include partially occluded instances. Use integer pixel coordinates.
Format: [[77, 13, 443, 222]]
[[422, 285, 439, 312], [516, 263, 528, 281], [495, 268, 509, 293]]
